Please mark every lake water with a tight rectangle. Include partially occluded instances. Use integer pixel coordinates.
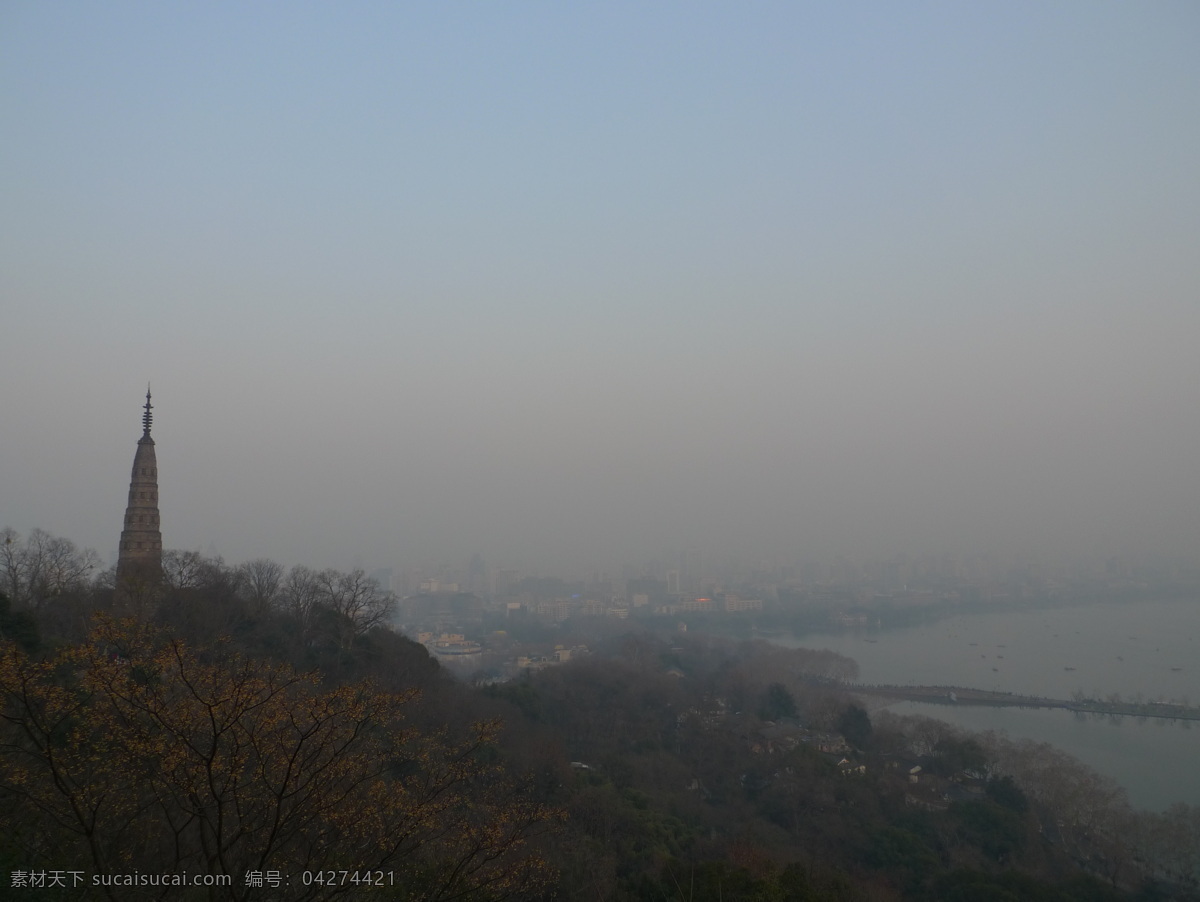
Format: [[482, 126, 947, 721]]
[[779, 597, 1200, 811]]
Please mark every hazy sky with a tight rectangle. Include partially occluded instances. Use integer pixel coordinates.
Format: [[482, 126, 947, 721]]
[[3, 2, 1198, 575]]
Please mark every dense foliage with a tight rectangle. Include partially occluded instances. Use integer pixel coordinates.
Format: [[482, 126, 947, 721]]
[[0, 616, 554, 901]]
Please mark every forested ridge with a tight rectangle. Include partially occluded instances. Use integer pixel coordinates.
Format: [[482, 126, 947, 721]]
[[1, 531, 1198, 900]]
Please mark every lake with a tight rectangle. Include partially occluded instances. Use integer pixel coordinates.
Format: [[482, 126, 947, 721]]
[[778, 596, 1200, 811]]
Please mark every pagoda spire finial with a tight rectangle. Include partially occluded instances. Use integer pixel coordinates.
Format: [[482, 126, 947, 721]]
[[143, 384, 153, 436]]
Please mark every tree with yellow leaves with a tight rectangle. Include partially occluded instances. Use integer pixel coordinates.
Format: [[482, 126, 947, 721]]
[[0, 617, 557, 900]]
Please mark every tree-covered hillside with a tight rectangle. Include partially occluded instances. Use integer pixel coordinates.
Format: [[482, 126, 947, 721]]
[[2, 531, 1198, 900]]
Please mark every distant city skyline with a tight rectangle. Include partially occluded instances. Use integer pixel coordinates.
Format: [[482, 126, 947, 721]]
[[3, 3, 1198, 574]]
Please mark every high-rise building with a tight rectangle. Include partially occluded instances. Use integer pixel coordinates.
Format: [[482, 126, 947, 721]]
[[666, 569, 681, 596], [116, 387, 163, 595]]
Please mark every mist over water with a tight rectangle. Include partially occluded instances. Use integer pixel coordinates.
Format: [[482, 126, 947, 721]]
[[785, 597, 1200, 810], [802, 598, 1200, 702]]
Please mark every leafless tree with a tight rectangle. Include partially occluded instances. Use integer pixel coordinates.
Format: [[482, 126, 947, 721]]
[[1, 527, 100, 610], [238, 558, 283, 612], [160, 549, 208, 592], [1136, 802, 1200, 884], [980, 732, 1134, 870], [314, 567, 396, 649], [279, 564, 322, 629]]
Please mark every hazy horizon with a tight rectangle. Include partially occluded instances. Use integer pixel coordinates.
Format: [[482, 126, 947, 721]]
[[3, 3, 1198, 576]]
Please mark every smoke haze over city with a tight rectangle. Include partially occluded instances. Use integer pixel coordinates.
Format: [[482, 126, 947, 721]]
[[3, 3, 1198, 575]]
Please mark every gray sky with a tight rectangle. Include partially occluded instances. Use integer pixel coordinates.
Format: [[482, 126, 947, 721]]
[[3, 2, 1198, 575]]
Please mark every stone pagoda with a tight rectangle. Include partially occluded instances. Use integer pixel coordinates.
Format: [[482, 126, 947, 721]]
[[116, 386, 163, 597]]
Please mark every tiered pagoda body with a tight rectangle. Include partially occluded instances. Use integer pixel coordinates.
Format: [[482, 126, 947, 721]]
[[116, 388, 163, 592]]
